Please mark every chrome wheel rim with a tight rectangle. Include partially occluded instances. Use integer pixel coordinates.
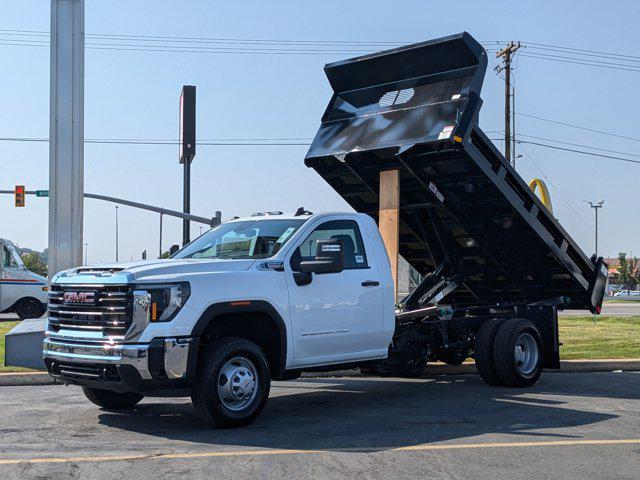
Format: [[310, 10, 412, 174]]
[[514, 332, 539, 377], [217, 356, 258, 411]]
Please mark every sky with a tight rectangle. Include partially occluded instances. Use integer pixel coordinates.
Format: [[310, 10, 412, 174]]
[[1, 0, 639, 264]]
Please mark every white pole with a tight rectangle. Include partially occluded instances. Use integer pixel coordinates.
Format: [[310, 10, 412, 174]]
[[115, 205, 119, 262], [48, 0, 84, 279]]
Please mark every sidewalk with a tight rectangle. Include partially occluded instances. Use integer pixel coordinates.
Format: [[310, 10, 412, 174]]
[[2, 359, 639, 387]]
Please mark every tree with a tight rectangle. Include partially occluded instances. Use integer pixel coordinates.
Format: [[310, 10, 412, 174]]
[[21, 251, 48, 277], [617, 252, 639, 290]]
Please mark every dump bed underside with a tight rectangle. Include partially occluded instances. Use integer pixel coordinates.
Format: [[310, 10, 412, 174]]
[[305, 32, 604, 311], [306, 129, 598, 309]]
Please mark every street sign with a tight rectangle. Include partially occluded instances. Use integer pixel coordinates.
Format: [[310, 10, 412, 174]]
[[179, 85, 196, 164], [14, 185, 25, 207], [36, 190, 49, 198]]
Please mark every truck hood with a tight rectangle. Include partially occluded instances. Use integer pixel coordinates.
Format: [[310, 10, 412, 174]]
[[52, 258, 256, 284]]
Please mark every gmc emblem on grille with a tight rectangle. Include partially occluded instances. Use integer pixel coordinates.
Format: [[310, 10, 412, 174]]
[[63, 291, 95, 304]]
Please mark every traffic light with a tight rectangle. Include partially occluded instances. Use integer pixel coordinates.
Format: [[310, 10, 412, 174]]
[[14, 185, 25, 207]]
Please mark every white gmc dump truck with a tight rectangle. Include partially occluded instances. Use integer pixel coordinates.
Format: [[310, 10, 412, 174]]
[[43, 33, 607, 428]]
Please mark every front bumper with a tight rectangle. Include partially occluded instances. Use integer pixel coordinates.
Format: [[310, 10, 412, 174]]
[[43, 336, 196, 394]]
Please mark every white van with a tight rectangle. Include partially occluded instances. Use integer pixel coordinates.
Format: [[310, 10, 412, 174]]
[[0, 238, 48, 319]]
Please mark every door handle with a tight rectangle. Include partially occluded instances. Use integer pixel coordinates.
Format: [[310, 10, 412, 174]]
[[361, 280, 380, 287]]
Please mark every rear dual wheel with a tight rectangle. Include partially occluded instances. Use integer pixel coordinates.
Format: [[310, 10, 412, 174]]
[[475, 318, 543, 387]]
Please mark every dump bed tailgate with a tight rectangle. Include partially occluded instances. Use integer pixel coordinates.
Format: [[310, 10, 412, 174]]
[[305, 32, 607, 312]]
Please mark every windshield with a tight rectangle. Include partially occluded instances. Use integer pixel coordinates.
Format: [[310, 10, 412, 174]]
[[2, 242, 24, 269], [174, 219, 306, 260]]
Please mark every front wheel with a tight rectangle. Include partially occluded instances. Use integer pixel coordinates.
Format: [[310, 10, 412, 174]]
[[82, 387, 144, 409], [191, 337, 271, 428], [493, 319, 543, 387]]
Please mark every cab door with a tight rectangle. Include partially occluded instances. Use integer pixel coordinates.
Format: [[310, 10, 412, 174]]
[[285, 217, 386, 367]]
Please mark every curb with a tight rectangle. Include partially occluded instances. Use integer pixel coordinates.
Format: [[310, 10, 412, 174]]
[[2, 359, 640, 387], [0, 372, 57, 387]]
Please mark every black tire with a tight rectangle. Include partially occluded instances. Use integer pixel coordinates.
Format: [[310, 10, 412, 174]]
[[82, 387, 144, 409], [474, 319, 504, 386], [493, 318, 543, 387], [15, 298, 46, 320], [191, 337, 271, 428]]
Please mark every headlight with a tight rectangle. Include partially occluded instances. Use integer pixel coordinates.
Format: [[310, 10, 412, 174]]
[[142, 283, 190, 322]]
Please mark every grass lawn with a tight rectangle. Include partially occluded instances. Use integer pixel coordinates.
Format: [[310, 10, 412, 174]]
[[0, 316, 639, 374], [559, 316, 640, 360], [0, 321, 33, 373]]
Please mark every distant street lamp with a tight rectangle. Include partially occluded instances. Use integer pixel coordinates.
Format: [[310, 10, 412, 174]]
[[84, 243, 88, 265], [584, 200, 604, 257]]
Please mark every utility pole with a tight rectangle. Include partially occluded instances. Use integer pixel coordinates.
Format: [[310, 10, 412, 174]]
[[585, 200, 604, 256], [179, 86, 196, 246], [158, 212, 163, 258], [49, 0, 85, 279], [84, 243, 88, 265], [495, 42, 520, 168], [115, 205, 119, 261]]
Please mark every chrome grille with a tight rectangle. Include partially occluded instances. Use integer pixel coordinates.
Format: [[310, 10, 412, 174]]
[[48, 284, 133, 337]]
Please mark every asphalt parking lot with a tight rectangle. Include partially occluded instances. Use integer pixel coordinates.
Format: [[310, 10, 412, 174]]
[[0, 372, 638, 479]]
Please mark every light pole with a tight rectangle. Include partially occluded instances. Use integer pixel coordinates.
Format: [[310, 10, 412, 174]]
[[115, 205, 119, 262], [84, 243, 88, 265], [584, 200, 604, 257]]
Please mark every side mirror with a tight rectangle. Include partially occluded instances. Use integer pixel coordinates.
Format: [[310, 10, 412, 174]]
[[169, 244, 180, 256], [299, 239, 344, 274]]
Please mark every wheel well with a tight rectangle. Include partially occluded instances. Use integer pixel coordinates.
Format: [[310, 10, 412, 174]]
[[198, 312, 285, 379]]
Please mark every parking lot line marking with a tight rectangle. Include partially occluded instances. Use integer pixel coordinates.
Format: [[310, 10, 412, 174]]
[[1, 439, 639, 465]]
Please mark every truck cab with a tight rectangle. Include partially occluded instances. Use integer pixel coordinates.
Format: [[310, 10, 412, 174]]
[[43, 212, 396, 426], [0, 238, 48, 319]]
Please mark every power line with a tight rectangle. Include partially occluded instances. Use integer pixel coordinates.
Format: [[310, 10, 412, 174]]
[[0, 41, 378, 56], [519, 53, 640, 73], [517, 140, 640, 165], [521, 51, 640, 69], [517, 112, 640, 143], [0, 136, 311, 146], [3, 29, 640, 75], [518, 143, 614, 258], [0, 28, 500, 48], [525, 45, 640, 64], [518, 134, 640, 159], [522, 41, 640, 62], [4, 133, 639, 163], [0, 29, 501, 55]]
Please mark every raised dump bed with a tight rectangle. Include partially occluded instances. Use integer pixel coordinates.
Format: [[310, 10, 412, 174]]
[[305, 32, 607, 313]]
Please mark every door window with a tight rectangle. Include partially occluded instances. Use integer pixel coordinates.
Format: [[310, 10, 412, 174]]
[[297, 220, 368, 269]]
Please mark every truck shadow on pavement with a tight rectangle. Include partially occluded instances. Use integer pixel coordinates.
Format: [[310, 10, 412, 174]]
[[97, 372, 638, 453]]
